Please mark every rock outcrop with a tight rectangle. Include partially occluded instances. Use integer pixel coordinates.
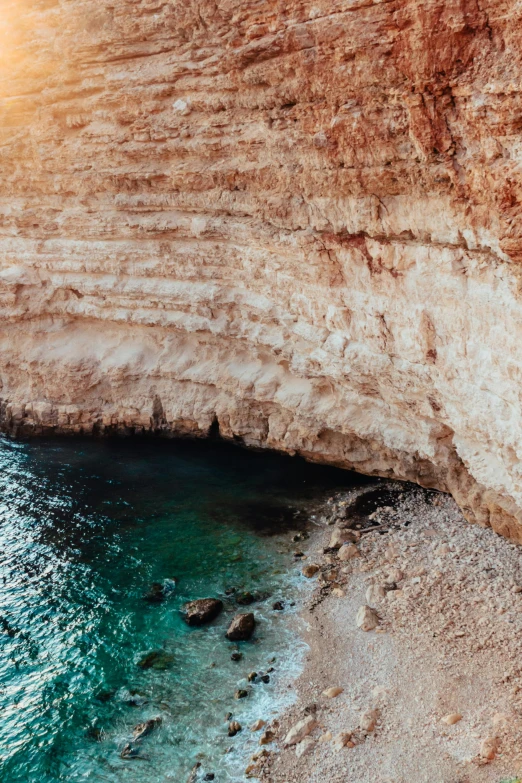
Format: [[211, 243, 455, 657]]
[[1, 0, 522, 538]]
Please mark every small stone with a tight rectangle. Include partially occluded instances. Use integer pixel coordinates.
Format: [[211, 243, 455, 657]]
[[302, 564, 320, 578], [441, 713, 462, 725], [332, 732, 352, 751], [366, 584, 386, 604], [236, 591, 255, 606], [356, 605, 379, 631], [295, 737, 315, 758], [259, 729, 275, 745], [230, 652, 242, 662], [247, 672, 258, 682], [360, 709, 379, 732], [235, 689, 248, 699], [386, 568, 404, 583], [329, 528, 358, 549], [338, 544, 360, 561], [318, 731, 332, 743], [226, 613, 256, 641], [332, 587, 345, 597], [284, 715, 318, 746], [250, 719, 266, 732], [228, 720, 242, 737], [260, 674, 270, 683], [204, 775, 215, 781], [272, 601, 284, 611], [322, 686, 343, 699], [436, 543, 451, 555], [511, 585, 522, 593], [480, 736, 499, 760]]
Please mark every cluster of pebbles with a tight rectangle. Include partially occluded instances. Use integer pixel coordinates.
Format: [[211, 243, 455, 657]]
[[250, 481, 522, 783]]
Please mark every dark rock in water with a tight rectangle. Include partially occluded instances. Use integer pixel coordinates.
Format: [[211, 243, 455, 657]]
[[85, 725, 103, 742], [226, 613, 256, 641], [272, 601, 284, 611], [182, 598, 223, 626], [247, 671, 258, 682], [266, 667, 275, 673], [133, 716, 162, 741], [137, 650, 174, 670], [95, 688, 116, 703], [230, 651, 242, 662], [144, 582, 164, 603], [235, 689, 248, 699], [236, 591, 255, 605], [260, 674, 270, 684], [204, 774, 215, 781], [225, 712, 233, 721], [225, 587, 236, 595], [294, 550, 305, 558], [228, 720, 242, 736], [120, 743, 142, 760], [144, 578, 177, 603]]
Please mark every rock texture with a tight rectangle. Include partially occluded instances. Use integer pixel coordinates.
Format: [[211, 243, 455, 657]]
[[2, 0, 522, 537]]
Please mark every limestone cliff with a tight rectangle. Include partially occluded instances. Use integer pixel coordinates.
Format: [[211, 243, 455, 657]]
[[1, 0, 522, 538]]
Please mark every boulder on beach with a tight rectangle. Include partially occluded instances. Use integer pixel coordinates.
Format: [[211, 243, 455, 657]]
[[182, 598, 223, 626], [226, 613, 256, 641]]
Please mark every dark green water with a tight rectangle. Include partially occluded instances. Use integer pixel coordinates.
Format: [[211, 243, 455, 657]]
[[0, 437, 355, 782]]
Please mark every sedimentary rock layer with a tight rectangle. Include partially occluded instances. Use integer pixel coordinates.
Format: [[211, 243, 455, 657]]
[[1, 0, 522, 538]]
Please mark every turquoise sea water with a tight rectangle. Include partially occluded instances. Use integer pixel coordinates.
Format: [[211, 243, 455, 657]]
[[0, 437, 353, 783]]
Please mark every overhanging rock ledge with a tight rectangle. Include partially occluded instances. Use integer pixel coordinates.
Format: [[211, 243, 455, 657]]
[[1, 0, 522, 540]]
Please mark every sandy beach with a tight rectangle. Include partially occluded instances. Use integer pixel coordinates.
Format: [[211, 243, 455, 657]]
[[250, 481, 522, 783]]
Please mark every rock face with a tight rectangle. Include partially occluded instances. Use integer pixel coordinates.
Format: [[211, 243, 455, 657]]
[[2, 1, 522, 538]]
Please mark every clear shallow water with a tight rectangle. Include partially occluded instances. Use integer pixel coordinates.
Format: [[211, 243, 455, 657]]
[[0, 437, 355, 783]]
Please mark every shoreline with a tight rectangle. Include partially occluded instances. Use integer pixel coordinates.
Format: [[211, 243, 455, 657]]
[[251, 482, 522, 783]]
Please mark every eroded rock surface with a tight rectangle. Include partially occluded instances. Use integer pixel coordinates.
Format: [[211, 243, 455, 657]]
[[1, 0, 522, 537]]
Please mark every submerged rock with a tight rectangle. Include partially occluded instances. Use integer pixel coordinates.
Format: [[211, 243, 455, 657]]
[[230, 651, 242, 662], [121, 689, 148, 707], [94, 688, 116, 703], [144, 578, 177, 603], [120, 743, 142, 760], [137, 650, 174, 670], [226, 613, 256, 641], [133, 716, 162, 741], [182, 598, 223, 626], [272, 600, 284, 611]]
